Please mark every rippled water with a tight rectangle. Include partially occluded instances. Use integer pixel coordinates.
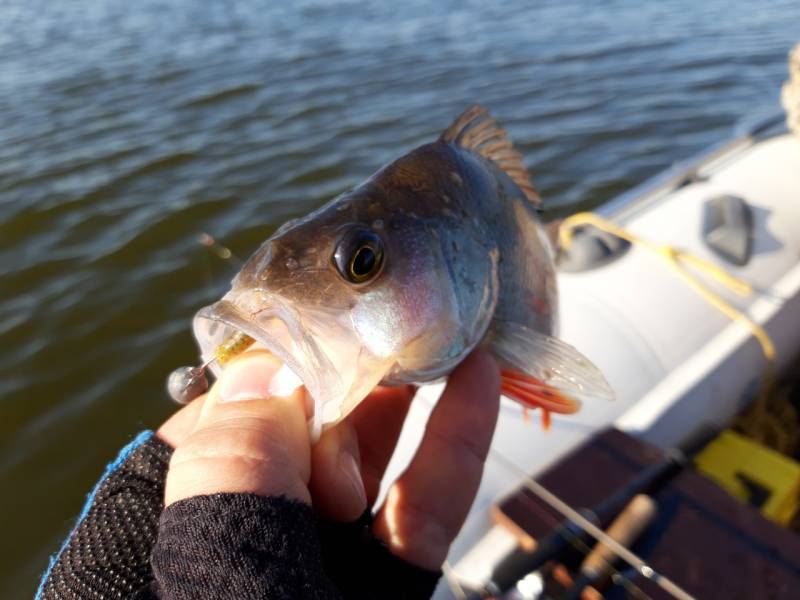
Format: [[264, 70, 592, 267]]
[[1, 0, 799, 594]]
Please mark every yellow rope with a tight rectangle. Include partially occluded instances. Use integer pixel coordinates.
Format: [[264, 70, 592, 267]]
[[559, 212, 776, 361]]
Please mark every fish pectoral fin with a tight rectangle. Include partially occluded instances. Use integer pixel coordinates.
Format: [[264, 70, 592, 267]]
[[490, 322, 615, 413]]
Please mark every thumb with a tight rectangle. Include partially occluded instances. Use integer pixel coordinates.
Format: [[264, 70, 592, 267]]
[[165, 350, 311, 506]]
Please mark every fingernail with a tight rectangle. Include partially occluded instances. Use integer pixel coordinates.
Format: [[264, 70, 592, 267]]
[[218, 353, 281, 403], [339, 452, 367, 508]]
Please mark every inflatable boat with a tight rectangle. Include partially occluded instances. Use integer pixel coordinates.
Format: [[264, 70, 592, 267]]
[[380, 108, 800, 598]]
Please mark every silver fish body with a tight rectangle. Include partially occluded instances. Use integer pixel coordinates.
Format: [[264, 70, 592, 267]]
[[193, 106, 612, 432]]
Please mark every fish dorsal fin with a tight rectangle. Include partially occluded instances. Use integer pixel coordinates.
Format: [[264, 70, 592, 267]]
[[439, 105, 540, 205]]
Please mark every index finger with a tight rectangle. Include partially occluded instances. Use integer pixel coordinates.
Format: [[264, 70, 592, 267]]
[[349, 384, 416, 505], [156, 394, 207, 448], [372, 349, 500, 570]]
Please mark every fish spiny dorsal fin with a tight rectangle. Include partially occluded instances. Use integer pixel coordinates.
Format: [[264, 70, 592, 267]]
[[439, 105, 541, 205]]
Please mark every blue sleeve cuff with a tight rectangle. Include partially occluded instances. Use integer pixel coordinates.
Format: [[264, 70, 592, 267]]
[[36, 430, 162, 599]]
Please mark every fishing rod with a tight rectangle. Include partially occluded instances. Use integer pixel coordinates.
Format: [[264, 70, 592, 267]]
[[560, 494, 658, 600], [462, 445, 695, 600]]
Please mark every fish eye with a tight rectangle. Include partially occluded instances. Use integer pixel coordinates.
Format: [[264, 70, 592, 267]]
[[333, 229, 384, 284]]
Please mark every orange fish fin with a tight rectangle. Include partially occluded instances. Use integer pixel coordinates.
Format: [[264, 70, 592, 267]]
[[541, 409, 552, 430], [439, 105, 541, 206], [491, 324, 614, 404], [500, 369, 581, 416]]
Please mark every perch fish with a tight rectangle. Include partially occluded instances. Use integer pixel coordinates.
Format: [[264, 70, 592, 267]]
[[186, 106, 614, 436]]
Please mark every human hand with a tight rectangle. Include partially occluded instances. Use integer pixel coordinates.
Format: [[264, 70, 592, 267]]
[[157, 348, 501, 571], [158, 350, 311, 505]]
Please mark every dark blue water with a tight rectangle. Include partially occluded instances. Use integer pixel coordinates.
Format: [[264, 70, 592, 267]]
[[1, 0, 798, 595]]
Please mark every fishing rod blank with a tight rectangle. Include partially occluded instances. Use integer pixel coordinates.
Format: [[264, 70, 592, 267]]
[[465, 447, 688, 600]]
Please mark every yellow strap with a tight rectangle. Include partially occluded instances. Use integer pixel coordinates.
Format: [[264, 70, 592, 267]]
[[559, 212, 776, 361]]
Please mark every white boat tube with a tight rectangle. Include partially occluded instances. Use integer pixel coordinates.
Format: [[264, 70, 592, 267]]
[[379, 111, 800, 597]]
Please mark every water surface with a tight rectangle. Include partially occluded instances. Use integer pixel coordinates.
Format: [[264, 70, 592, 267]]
[[1, 0, 799, 595]]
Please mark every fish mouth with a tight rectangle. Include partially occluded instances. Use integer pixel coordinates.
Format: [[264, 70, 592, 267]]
[[192, 290, 390, 436], [193, 293, 343, 438]]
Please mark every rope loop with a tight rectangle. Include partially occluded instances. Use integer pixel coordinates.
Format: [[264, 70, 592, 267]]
[[559, 212, 775, 362]]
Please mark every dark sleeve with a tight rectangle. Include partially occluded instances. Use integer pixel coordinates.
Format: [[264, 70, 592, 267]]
[[38, 432, 441, 600], [318, 511, 443, 600], [152, 493, 342, 600], [36, 431, 171, 600], [152, 496, 442, 600]]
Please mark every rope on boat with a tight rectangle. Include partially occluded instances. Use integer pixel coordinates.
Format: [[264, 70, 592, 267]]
[[558, 212, 776, 362], [782, 42, 800, 136]]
